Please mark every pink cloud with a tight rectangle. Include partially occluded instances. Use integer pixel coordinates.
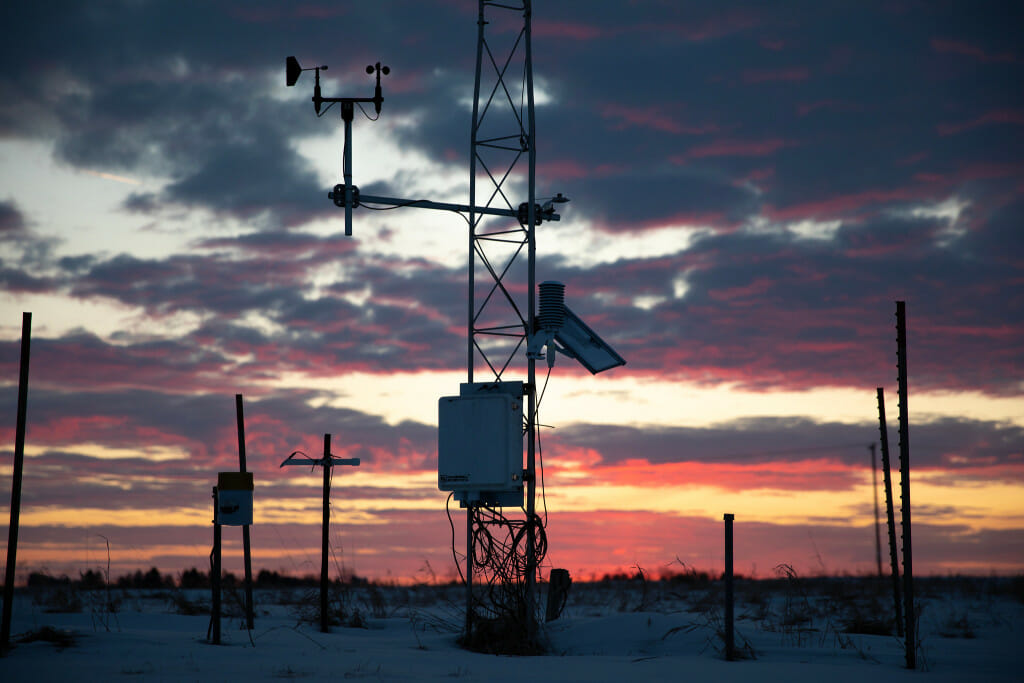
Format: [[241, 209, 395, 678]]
[[936, 109, 1024, 136], [896, 151, 929, 166], [656, 11, 760, 42], [931, 38, 1017, 63], [743, 66, 810, 84], [796, 100, 863, 117], [600, 103, 718, 135], [708, 277, 776, 302], [537, 159, 623, 180], [765, 187, 916, 222], [685, 138, 791, 159], [533, 21, 602, 41]]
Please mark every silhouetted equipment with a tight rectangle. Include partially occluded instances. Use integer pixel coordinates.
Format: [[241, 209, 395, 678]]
[[215, 472, 254, 525], [1, 312, 32, 655], [280, 437, 360, 633], [208, 470, 254, 644], [285, 55, 389, 234], [529, 281, 626, 374], [895, 301, 915, 668], [545, 568, 572, 622], [235, 394, 255, 630], [210, 485, 221, 645], [876, 387, 903, 637], [285, 55, 305, 86], [286, 1, 624, 649], [438, 382, 524, 507]]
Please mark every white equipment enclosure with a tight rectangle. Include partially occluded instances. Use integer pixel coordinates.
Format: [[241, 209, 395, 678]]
[[438, 382, 524, 505]]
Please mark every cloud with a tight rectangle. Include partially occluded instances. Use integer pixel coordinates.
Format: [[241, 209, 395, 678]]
[[549, 416, 1024, 475], [0, 200, 27, 238]]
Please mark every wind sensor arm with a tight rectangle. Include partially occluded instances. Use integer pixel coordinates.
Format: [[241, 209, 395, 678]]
[[287, 56, 568, 234], [286, 56, 390, 236], [328, 192, 569, 225]]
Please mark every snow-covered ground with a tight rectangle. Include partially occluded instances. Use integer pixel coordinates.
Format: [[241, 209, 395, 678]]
[[3, 576, 1020, 682]]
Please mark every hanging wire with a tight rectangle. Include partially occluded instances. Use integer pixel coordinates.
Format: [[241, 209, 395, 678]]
[[355, 101, 380, 121], [315, 101, 337, 117]]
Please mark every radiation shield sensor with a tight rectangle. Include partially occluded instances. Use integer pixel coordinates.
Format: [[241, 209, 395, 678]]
[[528, 281, 626, 374]]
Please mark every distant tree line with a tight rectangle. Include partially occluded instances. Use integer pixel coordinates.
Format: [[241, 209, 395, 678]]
[[25, 567, 370, 590]]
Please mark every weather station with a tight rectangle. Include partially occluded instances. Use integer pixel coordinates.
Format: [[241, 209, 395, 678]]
[[286, 0, 625, 649]]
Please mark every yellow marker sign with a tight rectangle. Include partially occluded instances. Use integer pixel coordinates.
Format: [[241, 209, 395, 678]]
[[216, 472, 254, 526]]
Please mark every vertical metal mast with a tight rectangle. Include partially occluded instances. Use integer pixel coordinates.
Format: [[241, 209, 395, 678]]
[[524, 0, 539, 626], [468, 0, 536, 383], [468, 0, 539, 630]]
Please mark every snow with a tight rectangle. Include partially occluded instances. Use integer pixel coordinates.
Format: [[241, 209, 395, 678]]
[[2, 578, 1020, 682]]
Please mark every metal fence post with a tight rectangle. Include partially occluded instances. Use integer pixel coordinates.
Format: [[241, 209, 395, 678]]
[[724, 513, 735, 661]]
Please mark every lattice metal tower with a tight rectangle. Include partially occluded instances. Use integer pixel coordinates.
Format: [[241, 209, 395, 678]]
[[286, 0, 601, 646], [465, 0, 543, 640]]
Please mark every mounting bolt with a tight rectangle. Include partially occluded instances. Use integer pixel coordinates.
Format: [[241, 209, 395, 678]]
[[329, 184, 360, 208]]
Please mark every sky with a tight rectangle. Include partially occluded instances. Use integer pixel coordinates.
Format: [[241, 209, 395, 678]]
[[1, 1, 1022, 584]]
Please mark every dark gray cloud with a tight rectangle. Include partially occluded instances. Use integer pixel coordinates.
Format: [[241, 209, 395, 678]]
[[0, 386, 437, 473], [0, 200, 26, 238], [0, 186, 1016, 391], [549, 415, 1024, 477]]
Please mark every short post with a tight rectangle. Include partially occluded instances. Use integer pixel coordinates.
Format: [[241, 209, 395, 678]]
[[279, 439, 359, 635], [871, 443, 883, 578], [235, 394, 255, 630], [1, 312, 32, 655], [877, 388, 903, 637], [321, 433, 331, 633], [545, 568, 572, 622], [724, 513, 735, 661], [211, 487, 222, 645], [896, 301, 915, 668]]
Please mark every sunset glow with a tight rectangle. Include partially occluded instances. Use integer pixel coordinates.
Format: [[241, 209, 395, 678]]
[[2, 2, 1023, 585]]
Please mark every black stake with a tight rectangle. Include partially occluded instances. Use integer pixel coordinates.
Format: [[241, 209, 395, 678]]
[[211, 487, 222, 645], [235, 394, 254, 630], [871, 443, 883, 578], [896, 301, 915, 668], [724, 513, 735, 661], [877, 388, 903, 637], [1, 312, 31, 655], [321, 433, 331, 634]]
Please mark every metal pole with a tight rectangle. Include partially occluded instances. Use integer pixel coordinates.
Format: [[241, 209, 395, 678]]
[[461, 0, 486, 641], [523, 0, 538, 640], [896, 301, 915, 668], [724, 513, 735, 661], [321, 433, 331, 633], [342, 103, 354, 237], [211, 487, 221, 645], [465, 504, 474, 637], [871, 443, 883, 578], [876, 387, 903, 637], [1, 312, 31, 654], [235, 394, 254, 630], [467, 0, 484, 384]]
